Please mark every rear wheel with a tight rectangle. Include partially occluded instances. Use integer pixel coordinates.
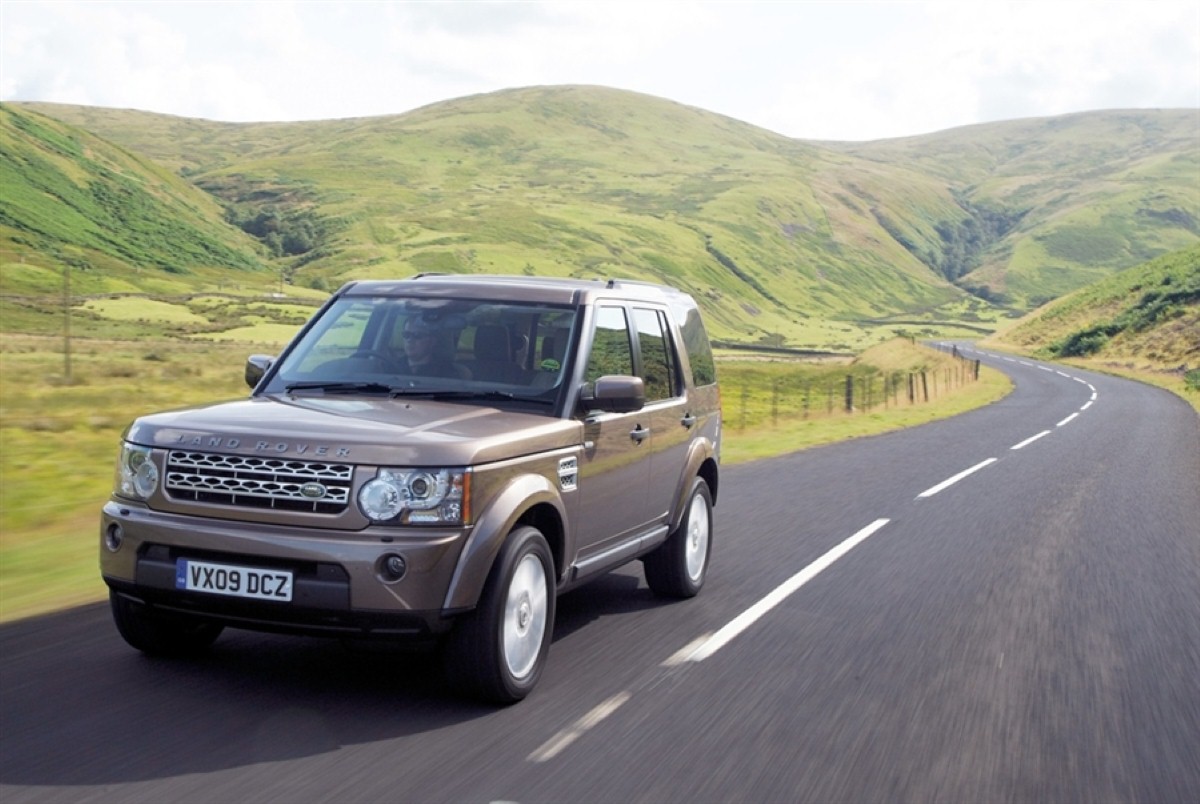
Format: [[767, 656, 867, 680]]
[[109, 591, 223, 657], [444, 526, 555, 704], [644, 478, 712, 598]]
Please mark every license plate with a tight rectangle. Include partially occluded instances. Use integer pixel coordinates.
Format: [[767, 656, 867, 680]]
[[176, 558, 293, 602]]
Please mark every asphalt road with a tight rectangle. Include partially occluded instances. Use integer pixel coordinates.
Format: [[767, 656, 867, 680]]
[[3, 346, 1199, 803]]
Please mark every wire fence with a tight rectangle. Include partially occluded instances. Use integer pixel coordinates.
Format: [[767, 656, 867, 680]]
[[724, 349, 982, 431]]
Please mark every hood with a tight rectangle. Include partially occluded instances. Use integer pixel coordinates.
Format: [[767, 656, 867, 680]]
[[125, 395, 582, 467]]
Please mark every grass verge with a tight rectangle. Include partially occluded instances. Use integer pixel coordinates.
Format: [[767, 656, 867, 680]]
[[723, 363, 1011, 464]]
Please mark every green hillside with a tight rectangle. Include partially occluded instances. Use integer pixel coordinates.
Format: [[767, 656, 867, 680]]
[[0, 105, 268, 297], [10, 89, 995, 349], [838, 110, 1200, 306], [7, 89, 1199, 350], [991, 246, 1200, 399]]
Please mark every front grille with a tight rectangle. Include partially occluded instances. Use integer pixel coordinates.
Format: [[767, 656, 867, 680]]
[[165, 451, 353, 514]]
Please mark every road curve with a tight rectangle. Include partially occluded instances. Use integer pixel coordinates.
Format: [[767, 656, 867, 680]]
[[3, 346, 1198, 803]]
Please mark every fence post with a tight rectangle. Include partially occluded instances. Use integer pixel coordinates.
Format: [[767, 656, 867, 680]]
[[844, 375, 854, 412], [921, 372, 929, 402]]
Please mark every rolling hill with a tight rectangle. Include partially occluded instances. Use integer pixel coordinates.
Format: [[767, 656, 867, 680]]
[[0, 105, 265, 294], [3, 87, 1198, 350], [836, 110, 1200, 307], [991, 245, 1199, 381]]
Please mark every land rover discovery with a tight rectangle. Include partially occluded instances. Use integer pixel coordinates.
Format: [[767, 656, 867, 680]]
[[101, 274, 721, 702]]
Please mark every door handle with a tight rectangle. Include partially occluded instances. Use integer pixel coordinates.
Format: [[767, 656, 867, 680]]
[[630, 425, 650, 444]]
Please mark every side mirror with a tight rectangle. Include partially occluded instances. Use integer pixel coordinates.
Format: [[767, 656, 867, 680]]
[[245, 354, 275, 389], [581, 375, 645, 413]]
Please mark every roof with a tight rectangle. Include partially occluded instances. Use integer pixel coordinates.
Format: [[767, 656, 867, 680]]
[[339, 274, 688, 307]]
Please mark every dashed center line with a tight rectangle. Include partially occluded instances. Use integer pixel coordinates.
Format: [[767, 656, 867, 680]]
[[916, 458, 998, 499], [682, 518, 892, 663], [1057, 412, 1079, 427], [1011, 430, 1052, 450], [530, 518, 893, 762], [528, 691, 633, 763]]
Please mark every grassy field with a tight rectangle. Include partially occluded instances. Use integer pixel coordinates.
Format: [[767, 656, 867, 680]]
[[0, 308, 1009, 623]]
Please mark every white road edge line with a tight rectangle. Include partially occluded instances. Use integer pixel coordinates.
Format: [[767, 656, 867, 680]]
[[682, 519, 891, 664], [528, 691, 633, 763], [1057, 413, 1079, 427], [916, 458, 998, 499], [1011, 430, 1052, 450], [1081, 400, 1094, 411]]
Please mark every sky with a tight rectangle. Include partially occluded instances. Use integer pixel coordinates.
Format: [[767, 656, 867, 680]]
[[1, 0, 1198, 142]]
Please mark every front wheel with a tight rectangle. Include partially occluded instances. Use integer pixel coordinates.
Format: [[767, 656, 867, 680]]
[[644, 477, 713, 598], [444, 526, 556, 704], [109, 591, 224, 657]]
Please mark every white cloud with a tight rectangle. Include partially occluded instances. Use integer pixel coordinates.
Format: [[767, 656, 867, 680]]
[[1, 0, 1197, 140]]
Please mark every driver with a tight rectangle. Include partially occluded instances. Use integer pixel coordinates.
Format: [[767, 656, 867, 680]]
[[396, 318, 464, 379]]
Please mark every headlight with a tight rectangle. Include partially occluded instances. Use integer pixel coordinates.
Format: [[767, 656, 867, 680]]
[[358, 468, 469, 525], [115, 443, 159, 500]]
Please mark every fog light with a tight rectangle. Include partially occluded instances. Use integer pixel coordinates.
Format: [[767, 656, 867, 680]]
[[104, 523, 124, 552], [379, 553, 407, 583]]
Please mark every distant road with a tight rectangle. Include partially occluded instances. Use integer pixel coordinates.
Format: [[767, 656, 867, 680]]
[[3, 346, 1199, 803]]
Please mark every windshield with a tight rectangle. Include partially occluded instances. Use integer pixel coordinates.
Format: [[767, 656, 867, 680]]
[[264, 295, 577, 407]]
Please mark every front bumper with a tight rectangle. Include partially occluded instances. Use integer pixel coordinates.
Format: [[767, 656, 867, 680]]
[[100, 500, 471, 638]]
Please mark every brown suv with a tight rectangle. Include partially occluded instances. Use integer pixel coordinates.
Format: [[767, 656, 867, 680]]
[[101, 274, 721, 702]]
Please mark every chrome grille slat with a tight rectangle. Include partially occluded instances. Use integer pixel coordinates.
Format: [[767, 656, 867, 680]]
[[165, 451, 352, 513]]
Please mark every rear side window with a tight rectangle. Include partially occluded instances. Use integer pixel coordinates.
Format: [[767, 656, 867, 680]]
[[633, 307, 679, 402], [678, 306, 717, 386]]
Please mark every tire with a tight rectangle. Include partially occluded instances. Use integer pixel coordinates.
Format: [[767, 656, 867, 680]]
[[109, 591, 223, 657], [444, 526, 556, 704], [644, 477, 712, 598]]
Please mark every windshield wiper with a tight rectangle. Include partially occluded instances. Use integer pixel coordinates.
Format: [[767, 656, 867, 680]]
[[388, 389, 552, 405], [284, 381, 396, 395]]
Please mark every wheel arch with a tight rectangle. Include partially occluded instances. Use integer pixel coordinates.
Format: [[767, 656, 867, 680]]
[[668, 443, 719, 533], [442, 475, 567, 611]]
